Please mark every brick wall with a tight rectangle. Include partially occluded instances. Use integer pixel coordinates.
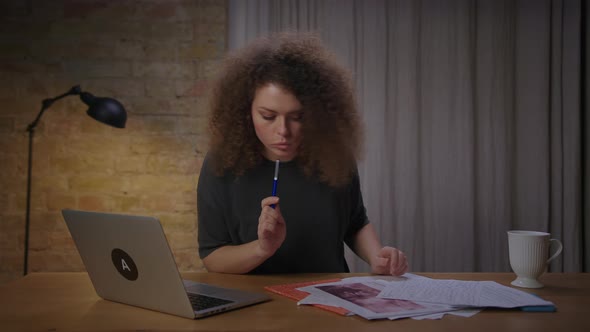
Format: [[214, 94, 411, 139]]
[[0, 0, 226, 284]]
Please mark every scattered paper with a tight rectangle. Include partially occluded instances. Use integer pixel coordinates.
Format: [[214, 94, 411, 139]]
[[376, 278, 554, 308], [295, 274, 555, 321], [409, 308, 482, 320], [298, 278, 457, 320]]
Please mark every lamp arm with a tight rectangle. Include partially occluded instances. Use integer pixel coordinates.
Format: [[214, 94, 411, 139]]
[[26, 85, 82, 132], [23, 84, 82, 275]]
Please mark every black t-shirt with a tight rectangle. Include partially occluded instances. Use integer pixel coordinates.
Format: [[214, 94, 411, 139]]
[[197, 154, 369, 273]]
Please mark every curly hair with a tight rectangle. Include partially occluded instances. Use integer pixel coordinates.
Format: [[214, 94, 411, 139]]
[[207, 32, 363, 187]]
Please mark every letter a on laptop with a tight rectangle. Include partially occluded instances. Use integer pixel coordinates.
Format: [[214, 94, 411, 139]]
[[62, 209, 269, 319]]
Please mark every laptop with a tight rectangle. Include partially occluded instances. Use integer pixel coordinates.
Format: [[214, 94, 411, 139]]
[[62, 209, 270, 319]]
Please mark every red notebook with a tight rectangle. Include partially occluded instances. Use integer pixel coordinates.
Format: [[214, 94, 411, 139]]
[[264, 279, 351, 316]]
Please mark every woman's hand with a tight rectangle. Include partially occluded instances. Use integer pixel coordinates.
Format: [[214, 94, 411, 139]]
[[256, 196, 286, 258], [371, 246, 408, 276]]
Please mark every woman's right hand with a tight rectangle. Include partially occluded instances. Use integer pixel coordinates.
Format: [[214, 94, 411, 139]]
[[257, 196, 286, 258]]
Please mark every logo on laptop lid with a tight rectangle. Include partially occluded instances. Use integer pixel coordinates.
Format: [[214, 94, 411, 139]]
[[111, 248, 138, 281]]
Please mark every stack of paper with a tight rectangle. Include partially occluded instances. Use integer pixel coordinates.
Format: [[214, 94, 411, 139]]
[[295, 274, 555, 320], [264, 279, 352, 316]]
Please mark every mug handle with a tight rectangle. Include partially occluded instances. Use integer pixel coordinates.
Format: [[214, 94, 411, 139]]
[[547, 239, 563, 263]]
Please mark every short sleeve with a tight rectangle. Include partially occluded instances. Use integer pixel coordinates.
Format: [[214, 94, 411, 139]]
[[197, 154, 232, 259], [344, 169, 370, 248]]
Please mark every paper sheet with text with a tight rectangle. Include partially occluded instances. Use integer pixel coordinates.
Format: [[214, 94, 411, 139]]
[[376, 276, 554, 308]]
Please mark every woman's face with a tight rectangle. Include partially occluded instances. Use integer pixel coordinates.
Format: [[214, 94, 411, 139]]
[[251, 83, 303, 162]]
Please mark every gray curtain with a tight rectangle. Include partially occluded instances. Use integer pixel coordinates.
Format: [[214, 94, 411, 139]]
[[228, 0, 587, 272]]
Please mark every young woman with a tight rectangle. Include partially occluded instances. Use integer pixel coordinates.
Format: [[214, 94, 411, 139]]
[[197, 32, 408, 275]]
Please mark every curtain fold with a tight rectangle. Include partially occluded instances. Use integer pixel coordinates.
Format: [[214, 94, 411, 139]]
[[585, 0, 590, 272], [227, 0, 586, 272]]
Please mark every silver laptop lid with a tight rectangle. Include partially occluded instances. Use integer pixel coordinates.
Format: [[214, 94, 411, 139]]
[[63, 209, 270, 319], [62, 209, 270, 319], [62, 209, 198, 318]]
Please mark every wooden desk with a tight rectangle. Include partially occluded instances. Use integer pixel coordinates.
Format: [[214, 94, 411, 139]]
[[0, 272, 588, 331]]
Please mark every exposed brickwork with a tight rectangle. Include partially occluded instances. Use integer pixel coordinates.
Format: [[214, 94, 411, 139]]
[[0, 0, 225, 284]]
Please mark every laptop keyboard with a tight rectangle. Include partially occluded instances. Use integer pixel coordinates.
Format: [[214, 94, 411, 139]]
[[187, 293, 234, 311]]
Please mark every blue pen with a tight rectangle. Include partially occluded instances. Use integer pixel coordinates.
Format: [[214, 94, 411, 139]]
[[271, 160, 279, 209]]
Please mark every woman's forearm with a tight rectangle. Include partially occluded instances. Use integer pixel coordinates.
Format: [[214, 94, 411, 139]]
[[352, 223, 383, 266], [353, 223, 409, 276], [202, 240, 272, 274]]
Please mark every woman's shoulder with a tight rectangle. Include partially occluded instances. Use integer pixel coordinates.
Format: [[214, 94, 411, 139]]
[[202, 150, 239, 172], [199, 152, 233, 184], [199, 151, 267, 182]]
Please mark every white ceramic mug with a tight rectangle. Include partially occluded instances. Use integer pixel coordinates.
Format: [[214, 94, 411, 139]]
[[507, 230, 563, 288]]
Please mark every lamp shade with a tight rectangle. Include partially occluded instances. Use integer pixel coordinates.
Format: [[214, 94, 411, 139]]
[[80, 92, 127, 128]]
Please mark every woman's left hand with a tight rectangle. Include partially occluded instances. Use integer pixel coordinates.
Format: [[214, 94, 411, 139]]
[[371, 246, 408, 276]]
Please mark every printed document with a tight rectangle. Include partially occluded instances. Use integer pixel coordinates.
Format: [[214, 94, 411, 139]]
[[297, 278, 458, 320], [376, 277, 554, 308], [296, 274, 554, 321]]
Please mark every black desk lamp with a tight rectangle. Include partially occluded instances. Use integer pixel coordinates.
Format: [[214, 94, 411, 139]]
[[24, 85, 127, 275]]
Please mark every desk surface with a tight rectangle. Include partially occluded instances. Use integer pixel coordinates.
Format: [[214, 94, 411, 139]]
[[1, 272, 588, 331]]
